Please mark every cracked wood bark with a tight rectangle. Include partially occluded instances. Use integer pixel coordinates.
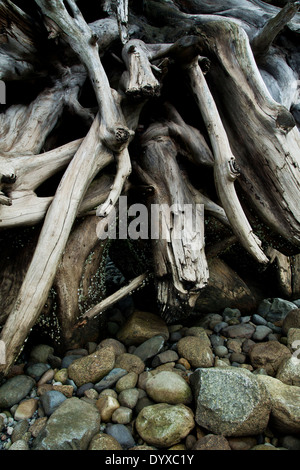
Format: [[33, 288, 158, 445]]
[[169, 0, 300, 36], [136, 122, 209, 321], [117, 0, 129, 45], [120, 39, 164, 99]]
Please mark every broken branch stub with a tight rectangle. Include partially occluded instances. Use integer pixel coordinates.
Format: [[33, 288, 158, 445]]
[[137, 122, 209, 319], [121, 39, 161, 99]]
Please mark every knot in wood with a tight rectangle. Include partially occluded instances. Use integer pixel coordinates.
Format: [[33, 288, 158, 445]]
[[115, 127, 130, 143], [228, 158, 240, 180]]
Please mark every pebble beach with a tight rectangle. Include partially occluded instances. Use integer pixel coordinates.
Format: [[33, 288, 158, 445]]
[[1, 296, 300, 451]]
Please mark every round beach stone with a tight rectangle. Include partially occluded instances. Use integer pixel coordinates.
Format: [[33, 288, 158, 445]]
[[114, 353, 145, 375], [111, 406, 132, 424], [276, 356, 300, 386], [11, 420, 30, 442], [221, 323, 255, 339], [97, 338, 126, 356], [88, 432, 123, 450], [99, 389, 118, 399], [0, 375, 35, 409], [115, 371, 138, 392], [67, 346, 115, 387], [118, 388, 140, 409], [29, 344, 54, 363], [116, 310, 169, 346], [258, 298, 297, 320], [53, 384, 74, 398], [8, 439, 29, 450], [282, 309, 300, 335], [145, 371, 192, 405], [151, 350, 179, 367], [37, 368, 55, 386], [53, 369, 68, 384], [214, 345, 228, 358], [133, 335, 165, 362], [177, 334, 214, 368], [287, 328, 300, 352], [40, 390, 67, 416], [136, 403, 195, 448], [192, 434, 231, 450], [29, 417, 48, 438], [105, 423, 136, 449], [14, 398, 38, 420], [25, 363, 51, 381], [94, 368, 127, 392], [252, 325, 273, 341], [252, 314, 268, 326], [222, 308, 241, 322], [96, 395, 120, 422], [249, 341, 292, 376]]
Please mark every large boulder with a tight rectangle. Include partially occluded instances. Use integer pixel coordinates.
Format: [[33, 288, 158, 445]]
[[256, 375, 300, 434], [276, 357, 300, 386], [190, 367, 271, 436], [33, 397, 100, 450]]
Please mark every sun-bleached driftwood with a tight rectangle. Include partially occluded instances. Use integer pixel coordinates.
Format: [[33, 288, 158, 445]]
[[121, 39, 162, 99], [0, 0, 300, 375], [0, 0, 45, 81], [192, 20, 300, 252], [135, 122, 209, 320], [74, 272, 149, 326], [117, 0, 130, 45], [182, 54, 268, 265], [163, 102, 214, 167], [35, 0, 132, 153], [0, 113, 114, 375], [251, 1, 300, 58]]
